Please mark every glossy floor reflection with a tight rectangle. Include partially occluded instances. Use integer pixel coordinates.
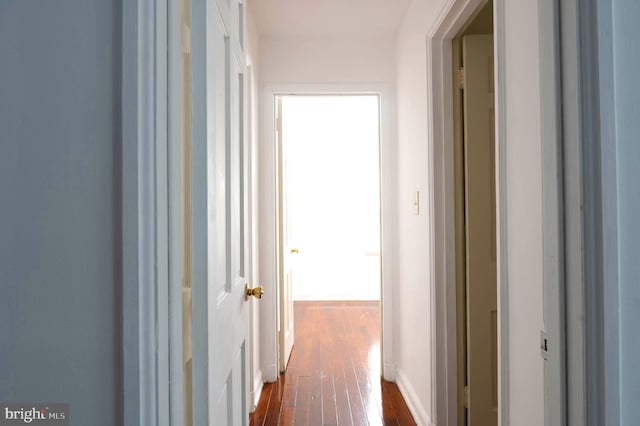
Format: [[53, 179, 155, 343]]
[[250, 301, 416, 426]]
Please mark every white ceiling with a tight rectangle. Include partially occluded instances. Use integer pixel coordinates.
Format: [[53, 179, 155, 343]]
[[249, 0, 412, 39]]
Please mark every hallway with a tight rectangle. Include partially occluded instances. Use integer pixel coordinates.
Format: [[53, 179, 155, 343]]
[[4, 0, 640, 424], [250, 302, 415, 425]]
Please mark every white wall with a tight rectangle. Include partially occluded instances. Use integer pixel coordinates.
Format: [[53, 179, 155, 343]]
[[245, 3, 263, 410], [501, 1, 545, 423], [259, 37, 396, 84], [395, 2, 443, 424], [396, 0, 545, 424]]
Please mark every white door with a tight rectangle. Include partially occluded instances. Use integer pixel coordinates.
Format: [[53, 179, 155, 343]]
[[277, 97, 295, 371], [192, 0, 251, 424], [463, 34, 498, 426]]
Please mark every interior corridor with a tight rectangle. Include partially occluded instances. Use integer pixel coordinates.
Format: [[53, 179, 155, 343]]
[[250, 302, 415, 425]]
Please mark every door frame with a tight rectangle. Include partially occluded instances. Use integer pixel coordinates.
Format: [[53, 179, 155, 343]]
[[426, 0, 509, 424], [538, 0, 620, 424], [123, 0, 190, 422], [558, 0, 619, 424], [538, 0, 567, 424], [122, 0, 171, 424], [124, 0, 244, 423], [259, 83, 396, 383]]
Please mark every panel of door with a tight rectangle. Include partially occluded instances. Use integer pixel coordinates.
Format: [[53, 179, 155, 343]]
[[199, 0, 250, 424], [277, 97, 295, 372], [462, 34, 498, 426]]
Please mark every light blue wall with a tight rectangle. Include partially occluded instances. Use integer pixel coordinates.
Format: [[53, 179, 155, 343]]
[[0, 1, 122, 425], [612, 0, 640, 423]]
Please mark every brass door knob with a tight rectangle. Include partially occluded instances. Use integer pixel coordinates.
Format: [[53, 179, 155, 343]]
[[245, 284, 264, 301], [290, 248, 299, 254]]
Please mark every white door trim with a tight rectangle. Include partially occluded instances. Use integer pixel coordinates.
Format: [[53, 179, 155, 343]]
[[121, 0, 170, 424], [560, 0, 619, 424], [167, 0, 186, 423], [426, 0, 509, 424], [538, 1, 567, 424], [259, 83, 396, 383], [245, 64, 264, 411]]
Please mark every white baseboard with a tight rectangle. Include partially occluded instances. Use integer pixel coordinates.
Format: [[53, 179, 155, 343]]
[[250, 370, 263, 412], [261, 363, 279, 383], [396, 369, 433, 426], [383, 362, 397, 381]]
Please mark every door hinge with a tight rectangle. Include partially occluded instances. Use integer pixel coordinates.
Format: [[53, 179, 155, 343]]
[[458, 67, 466, 90], [540, 330, 549, 360], [464, 385, 469, 408]]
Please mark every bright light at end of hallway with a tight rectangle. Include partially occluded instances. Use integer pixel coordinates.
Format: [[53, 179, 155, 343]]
[[281, 95, 381, 301]]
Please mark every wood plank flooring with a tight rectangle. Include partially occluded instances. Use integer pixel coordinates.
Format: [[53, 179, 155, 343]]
[[250, 301, 416, 426]]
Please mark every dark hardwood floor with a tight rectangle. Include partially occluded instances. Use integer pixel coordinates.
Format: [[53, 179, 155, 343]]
[[250, 301, 416, 426]]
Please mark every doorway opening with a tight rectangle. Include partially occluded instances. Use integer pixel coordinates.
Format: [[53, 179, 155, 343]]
[[451, 2, 497, 425], [251, 94, 413, 424], [279, 95, 381, 299], [276, 94, 382, 370]]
